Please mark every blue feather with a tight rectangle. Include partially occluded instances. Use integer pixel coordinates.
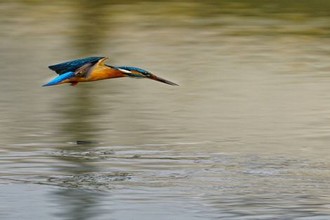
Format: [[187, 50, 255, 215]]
[[49, 57, 104, 75], [42, 71, 75, 87]]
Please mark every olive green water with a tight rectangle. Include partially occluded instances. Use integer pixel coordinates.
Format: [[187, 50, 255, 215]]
[[1, 1, 330, 219]]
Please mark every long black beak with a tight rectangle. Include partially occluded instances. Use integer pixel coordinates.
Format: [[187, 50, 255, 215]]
[[149, 74, 179, 86]]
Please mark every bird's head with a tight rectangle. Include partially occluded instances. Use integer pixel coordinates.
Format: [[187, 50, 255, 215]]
[[116, 66, 178, 86]]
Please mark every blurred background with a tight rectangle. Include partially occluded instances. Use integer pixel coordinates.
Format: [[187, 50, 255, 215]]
[[1, 0, 330, 219]]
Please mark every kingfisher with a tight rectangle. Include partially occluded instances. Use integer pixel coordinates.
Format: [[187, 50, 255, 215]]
[[43, 56, 178, 87]]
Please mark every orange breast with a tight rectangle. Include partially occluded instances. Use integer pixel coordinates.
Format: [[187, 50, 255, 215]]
[[61, 66, 126, 84], [88, 66, 125, 81]]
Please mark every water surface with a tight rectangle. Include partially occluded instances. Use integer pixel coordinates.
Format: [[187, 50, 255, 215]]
[[1, 1, 330, 219]]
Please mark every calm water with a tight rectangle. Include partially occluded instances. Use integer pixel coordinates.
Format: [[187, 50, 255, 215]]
[[1, 1, 330, 219]]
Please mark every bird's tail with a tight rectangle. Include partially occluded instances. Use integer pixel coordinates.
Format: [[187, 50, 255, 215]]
[[42, 71, 75, 87]]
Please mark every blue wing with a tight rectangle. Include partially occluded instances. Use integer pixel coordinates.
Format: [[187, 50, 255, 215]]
[[42, 71, 76, 87], [49, 57, 104, 75]]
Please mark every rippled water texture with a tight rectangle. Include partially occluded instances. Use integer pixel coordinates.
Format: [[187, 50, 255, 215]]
[[1, 1, 330, 219]]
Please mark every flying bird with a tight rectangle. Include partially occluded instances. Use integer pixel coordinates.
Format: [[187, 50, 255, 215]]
[[43, 57, 178, 87]]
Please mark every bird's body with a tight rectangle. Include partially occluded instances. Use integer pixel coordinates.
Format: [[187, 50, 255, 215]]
[[43, 57, 178, 87]]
